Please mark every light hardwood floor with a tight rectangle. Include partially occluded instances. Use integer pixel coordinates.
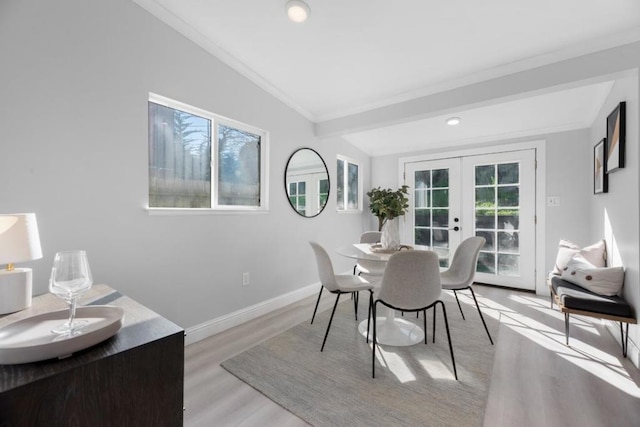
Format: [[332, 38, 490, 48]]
[[184, 285, 640, 427]]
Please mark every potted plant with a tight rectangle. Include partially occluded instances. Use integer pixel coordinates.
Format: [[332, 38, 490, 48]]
[[366, 185, 409, 249]]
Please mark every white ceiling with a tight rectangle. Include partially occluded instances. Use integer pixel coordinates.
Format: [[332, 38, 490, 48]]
[[343, 81, 615, 156], [132, 0, 640, 156]]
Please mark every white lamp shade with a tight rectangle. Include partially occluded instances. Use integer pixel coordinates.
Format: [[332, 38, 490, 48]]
[[0, 213, 43, 265]]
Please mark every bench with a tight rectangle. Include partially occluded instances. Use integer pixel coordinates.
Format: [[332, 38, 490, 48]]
[[549, 275, 636, 357]]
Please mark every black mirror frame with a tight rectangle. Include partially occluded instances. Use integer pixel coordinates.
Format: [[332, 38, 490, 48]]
[[284, 148, 330, 218]]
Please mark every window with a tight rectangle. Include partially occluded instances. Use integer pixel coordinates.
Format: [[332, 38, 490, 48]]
[[318, 178, 329, 213], [336, 156, 361, 211], [148, 94, 268, 211], [288, 181, 306, 216]]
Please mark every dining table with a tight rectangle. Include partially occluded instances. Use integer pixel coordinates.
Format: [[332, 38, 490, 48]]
[[335, 243, 425, 347]]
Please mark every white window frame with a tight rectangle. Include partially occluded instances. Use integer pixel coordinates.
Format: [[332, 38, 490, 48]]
[[336, 155, 362, 213], [147, 93, 269, 214]]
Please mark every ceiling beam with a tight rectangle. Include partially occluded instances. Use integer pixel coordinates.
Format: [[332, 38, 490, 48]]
[[315, 41, 640, 138]]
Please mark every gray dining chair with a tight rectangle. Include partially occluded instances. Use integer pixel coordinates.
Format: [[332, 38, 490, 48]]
[[372, 250, 457, 379], [353, 231, 385, 276], [440, 236, 493, 345], [309, 241, 374, 351]]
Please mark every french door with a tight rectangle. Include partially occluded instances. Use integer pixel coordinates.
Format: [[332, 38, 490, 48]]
[[404, 149, 536, 290]]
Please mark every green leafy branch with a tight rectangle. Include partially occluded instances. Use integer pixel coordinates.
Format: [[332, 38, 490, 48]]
[[366, 185, 410, 231]]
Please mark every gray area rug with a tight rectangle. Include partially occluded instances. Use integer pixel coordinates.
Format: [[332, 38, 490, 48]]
[[222, 292, 499, 427]]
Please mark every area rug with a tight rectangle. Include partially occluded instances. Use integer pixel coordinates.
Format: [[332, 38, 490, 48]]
[[221, 292, 499, 427]]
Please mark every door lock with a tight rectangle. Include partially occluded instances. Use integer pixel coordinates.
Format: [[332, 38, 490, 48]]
[[449, 226, 460, 231]]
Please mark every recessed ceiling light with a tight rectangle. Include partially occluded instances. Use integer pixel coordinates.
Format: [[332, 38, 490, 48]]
[[446, 117, 461, 126], [286, 0, 310, 23]]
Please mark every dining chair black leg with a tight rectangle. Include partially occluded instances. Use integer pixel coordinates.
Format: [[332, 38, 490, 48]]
[[432, 304, 437, 343], [321, 294, 341, 352], [438, 301, 458, 380], [423, 309, 427, 344], [453, 290, 465, 320], [366, 290, 373, 343], [372, 301, 378, 378], [310, 285, 324, 324], [468, 287, 493, 345], [353, 291, 358, 321], [565, 312, 570, 346]]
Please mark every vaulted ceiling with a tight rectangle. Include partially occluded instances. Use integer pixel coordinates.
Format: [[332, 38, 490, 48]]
[[132, 0, 640, 155]]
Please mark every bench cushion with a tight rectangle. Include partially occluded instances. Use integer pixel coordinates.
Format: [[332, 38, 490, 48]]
[[551, 276, 633, 318]]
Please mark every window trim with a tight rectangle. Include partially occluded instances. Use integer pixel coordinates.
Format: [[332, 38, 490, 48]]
[[147, 93, 269, 213], [336, 155, 363, 213]]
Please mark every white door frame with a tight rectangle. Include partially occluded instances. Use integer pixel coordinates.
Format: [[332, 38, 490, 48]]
[[398, 140, 547, 295]]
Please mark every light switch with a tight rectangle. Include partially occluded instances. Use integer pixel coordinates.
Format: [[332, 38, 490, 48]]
[[547, 196, 560, 207]]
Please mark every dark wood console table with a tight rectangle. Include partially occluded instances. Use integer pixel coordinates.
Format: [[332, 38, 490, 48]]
[[0, 284, 184, 426]]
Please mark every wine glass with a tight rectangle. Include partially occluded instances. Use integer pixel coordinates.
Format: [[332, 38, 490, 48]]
[[49, 250, 93, 335]]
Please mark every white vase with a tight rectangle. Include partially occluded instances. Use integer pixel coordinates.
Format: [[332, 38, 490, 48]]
[[381, 218, 400, 250]]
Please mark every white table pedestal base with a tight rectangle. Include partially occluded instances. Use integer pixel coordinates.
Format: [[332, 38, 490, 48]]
[[358, 309, 424, 346]]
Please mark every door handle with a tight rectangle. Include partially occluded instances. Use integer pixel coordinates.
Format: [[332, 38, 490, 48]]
[[449, 226, 460, 231]]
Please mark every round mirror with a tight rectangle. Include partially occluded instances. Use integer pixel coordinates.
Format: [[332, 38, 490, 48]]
[[285, 148, 330, 217]]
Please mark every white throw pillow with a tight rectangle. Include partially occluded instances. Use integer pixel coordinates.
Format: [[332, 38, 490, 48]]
[[552, 239, 606, 275], [560, 254, 624, 296]]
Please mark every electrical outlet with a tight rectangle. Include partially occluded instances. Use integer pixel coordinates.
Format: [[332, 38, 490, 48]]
[[546, 196, 561, 207], [242, 272, 250, 286]]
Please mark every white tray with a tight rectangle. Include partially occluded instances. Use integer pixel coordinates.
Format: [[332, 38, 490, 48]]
[[0, 305, 124, 365]]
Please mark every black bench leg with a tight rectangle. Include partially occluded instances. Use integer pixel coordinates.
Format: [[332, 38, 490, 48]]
[[621, 322, 629, 358], [564, 313, 570, 346]]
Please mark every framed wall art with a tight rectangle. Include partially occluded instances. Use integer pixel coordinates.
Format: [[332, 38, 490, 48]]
[[594, 138, 607, 194], [606, 101, 625, 173]]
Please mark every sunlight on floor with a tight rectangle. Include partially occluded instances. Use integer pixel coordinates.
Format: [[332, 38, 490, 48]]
[[373, 345, 455, 382], [374, 346, 417, 383], [416, 354, 453, 380], [472, 289, 640, 398]]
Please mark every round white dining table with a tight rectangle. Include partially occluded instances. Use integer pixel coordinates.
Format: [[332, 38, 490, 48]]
[[335, 244, 425, 347]]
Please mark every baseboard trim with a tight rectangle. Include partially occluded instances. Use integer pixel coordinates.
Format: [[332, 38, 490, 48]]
[[184, 282, 321, 346]]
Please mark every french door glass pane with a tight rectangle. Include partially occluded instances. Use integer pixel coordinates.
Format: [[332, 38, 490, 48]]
[[498, 186, 519, 207], [475, 162, 521, 276], [432, 189, 448, 207], [498, 209, 519, 229], [498, 231, 519, 253], [498, 254, 519, 276], [475, 165, 495, 186], [475, 210, 495, 229], [415, 209, 430, 227], [432, 169, 448, 187], [415, 228, 431, 246], [476, 230, 495, 251], [415, 189, 430, 208], [498, 163, 519, 184], [148, 103, 211, 208], [476, 188, 495, 207], [217, 124, 260, 206], [432, 209, 448, 228], [415, 171, 430, 188], [413, 169, 450, 268], [477, 252, 496, 274]]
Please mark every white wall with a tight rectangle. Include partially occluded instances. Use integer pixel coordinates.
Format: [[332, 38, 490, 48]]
[[588, 71, 640, 365], [0, 0, 369, 329]]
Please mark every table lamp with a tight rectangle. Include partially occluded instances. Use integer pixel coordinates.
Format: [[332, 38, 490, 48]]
[[0, 213, 43, 314]]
